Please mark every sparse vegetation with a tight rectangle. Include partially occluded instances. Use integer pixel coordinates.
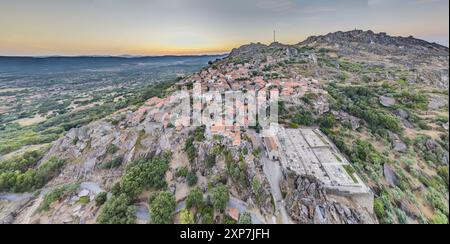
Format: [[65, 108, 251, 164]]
[[39, 183, 79, 212], [239, 212, 252, 224], [100, 156, 123, 169]]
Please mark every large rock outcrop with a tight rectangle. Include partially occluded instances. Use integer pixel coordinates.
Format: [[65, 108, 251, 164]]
[[283, 174, 377, 224]]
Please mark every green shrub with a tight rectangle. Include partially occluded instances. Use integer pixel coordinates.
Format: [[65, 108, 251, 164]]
[[426, 188, 449, 216], [194, 126, 205, 142], [373, 198, 385, 219], [187, 171, 198, 187], [292, 111, 314, 126], [222, 215, 237, 224], [199, 204, 214, 224], [0, 149, 45, 172], [150, 191, 176, 224], [39, 183, 79, 212], [205, 155, 216, 169], [186, 187, 204, 209], [185, 137, 197, 164], [175, 167, 189, 178], [97, 194, 136, 224], [106, 144, 119, 155], [437, 166, 449, 187], [95, 192, 108, 206], [180, 209, 195, 224], [77, 196, 90, 205], [242, 147, 248, 156], [212, 183, 229, 213], [239, 212, 252, 224], [430, 211, 449, 224], [395, 209, 408, 224], [0, 157, 65, 193], [318, 114, 337, 129], [118, 153, 171, 199]]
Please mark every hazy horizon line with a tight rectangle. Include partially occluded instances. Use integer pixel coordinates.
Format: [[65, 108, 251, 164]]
[[1, 29, 448, 57], [0, 53, 229, 58]]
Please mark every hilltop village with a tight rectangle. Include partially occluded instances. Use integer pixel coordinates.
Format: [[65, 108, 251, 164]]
[[102, 41, 377, 223], [1, 30, 448, 225]]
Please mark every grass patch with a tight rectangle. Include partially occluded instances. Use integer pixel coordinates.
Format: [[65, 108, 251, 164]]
[[343, 165, 359, 183], [39, 183, 79, 212]]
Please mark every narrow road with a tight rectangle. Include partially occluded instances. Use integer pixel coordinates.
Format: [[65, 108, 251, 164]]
[[261, 155, 292, 224]]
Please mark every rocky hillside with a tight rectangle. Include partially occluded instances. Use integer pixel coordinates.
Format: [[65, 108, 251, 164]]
[[300, 30, 448, 55], [222, 30, 449, 224]]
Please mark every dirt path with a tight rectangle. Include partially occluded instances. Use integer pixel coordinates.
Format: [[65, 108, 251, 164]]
[[14, 193, 44, 224]]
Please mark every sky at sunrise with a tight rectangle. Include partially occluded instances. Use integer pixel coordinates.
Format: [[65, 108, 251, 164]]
[[0, 0, 448, 56]]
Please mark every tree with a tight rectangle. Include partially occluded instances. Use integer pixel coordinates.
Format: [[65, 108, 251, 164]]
[[185, 137, 197, 164], [293, 111, 314, 126], [199, 204, 214, 224], [186, 187, 203, 209], [180, 209, 195, 224], [251, 177, 261, 193], [0, 156, 65, 193], [194, 126, 206, 141], [205, 155, 216, 169], [97, 194, 136, 224], [95, 192, 108, 206], [239, 212, 252, 224], [119, 155, 170, 199], [319, 114, 337, 129], [150, 191, 176, 224], [212, 184, 229, 213], [187, 171, 198, 186]]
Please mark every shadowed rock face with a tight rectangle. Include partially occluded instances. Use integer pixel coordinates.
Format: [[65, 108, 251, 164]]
[[384, 164, 400, 188], [283, 174, 377, 224]]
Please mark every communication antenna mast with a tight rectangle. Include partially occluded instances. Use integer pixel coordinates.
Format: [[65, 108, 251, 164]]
[[273, 30, 276, 43]]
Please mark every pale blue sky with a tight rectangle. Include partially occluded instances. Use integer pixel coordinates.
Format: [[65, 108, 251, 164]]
[[0, 0, 448, 55]]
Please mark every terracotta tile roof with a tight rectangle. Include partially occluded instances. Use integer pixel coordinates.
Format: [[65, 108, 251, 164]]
[[264, 137, 279, 152], [228, 208, 240, 221]]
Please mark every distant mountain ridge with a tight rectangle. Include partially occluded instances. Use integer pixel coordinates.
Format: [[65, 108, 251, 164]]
[[299, 30, 448, 53]]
